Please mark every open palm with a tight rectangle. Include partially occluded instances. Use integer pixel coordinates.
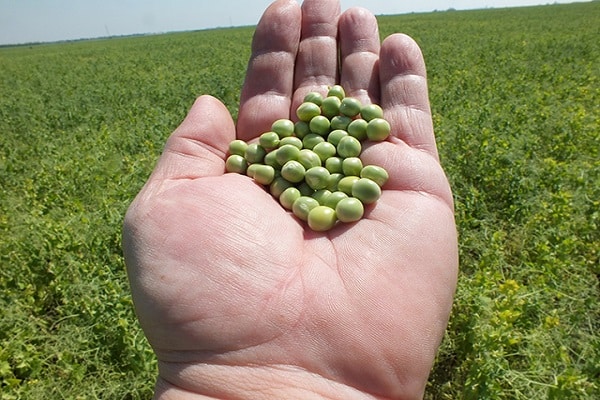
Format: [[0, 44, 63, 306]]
[[123, 0, 458, 399]]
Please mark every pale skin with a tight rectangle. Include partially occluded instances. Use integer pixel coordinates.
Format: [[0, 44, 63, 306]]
[[122, 0, 459, 399]]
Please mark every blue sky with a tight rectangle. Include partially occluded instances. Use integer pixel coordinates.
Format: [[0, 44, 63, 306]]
[[0, 0, 589, 45]]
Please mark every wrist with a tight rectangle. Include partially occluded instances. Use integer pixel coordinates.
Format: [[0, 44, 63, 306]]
[[153, 361, 423, 400]]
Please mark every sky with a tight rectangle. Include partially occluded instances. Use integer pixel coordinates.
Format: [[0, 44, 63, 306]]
[[0, 0, 590, 45]]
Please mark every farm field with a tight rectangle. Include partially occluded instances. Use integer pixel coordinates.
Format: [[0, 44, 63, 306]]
[[1, 1, 598, 399]]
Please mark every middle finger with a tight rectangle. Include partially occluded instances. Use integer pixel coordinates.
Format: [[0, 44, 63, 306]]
[[338, 7, 381, 105], [292, 0, 341, 113]]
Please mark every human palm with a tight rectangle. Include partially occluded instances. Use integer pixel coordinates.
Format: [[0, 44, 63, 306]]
[[123, 1, 458, 399]]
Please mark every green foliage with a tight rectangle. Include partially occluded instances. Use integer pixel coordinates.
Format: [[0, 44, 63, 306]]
[[1, 2, 598, 398], [378, 3, 599, 399], [0, 28, 251, 399]]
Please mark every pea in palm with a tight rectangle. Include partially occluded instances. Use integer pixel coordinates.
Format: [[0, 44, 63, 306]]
[[122, 0, 458, 398]]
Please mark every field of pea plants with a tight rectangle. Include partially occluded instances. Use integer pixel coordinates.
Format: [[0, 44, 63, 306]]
[[1, 1, 598, 398]]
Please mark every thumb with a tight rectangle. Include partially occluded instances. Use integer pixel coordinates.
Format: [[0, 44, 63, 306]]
[[151, 95, 235, 182]]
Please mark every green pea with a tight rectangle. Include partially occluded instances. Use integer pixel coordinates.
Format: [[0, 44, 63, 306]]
[[253, 164, 276, 185], [296, 101, 321, 122], [321, 96, 342, 119], [294, 121, 310, 139], [275, 144, 300, 165], [327, 129, 348, 146], [339, 97, 362, 117], [281, 160, 306, 183], [336, 136, 362, 158], [279, 186, 301, 210], [305, 166, 331, 190], [244, 143, 267, 164], [264, 150, 282, 169], [360, 165, 389, 187], [360, 104, 384, 121], [259, 131, 280, 149], [337, 175, 359, 195], [272, 119, 295, 138], [323, 191, 348, 209], [347, 118, 368, 141], [279, 136, 303, 149], [292, 196, 320, 221], [302, 133, 325, 150], [352, 178, 382, 204], [225, 154, 248, 174], [246, 163, 261, 179], [303, 91, 323, 106], [311, 189, 332, 205], [342, 157, 363, 176], [308, 206, 337, 232], [335, 197, 364, 223], [228, 139, 248, 156], [297, 149, 322, 170], [330, 115, 352, 131], [312, 141, 337, 162], [325, 157, 343, 174], [226, 86, 390, 232], [270, 176, 294, 198], [366, 118, 391, 141], [297, 181, 315, 196], [309, 115, 331, 136], [327, 85, 346, 100], [327, 173, 344, 191]]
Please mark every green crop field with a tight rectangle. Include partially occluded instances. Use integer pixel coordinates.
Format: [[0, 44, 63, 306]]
[[1, 2, 598, 399]]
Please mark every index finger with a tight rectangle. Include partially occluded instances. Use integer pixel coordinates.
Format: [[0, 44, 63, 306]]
[[237, 0, 301, 140], [379, 34, 438, 159]]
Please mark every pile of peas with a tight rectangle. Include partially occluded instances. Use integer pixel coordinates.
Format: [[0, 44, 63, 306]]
[[225, 85, 390, 232]]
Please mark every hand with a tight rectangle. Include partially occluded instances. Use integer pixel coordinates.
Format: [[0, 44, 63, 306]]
[[122, 0, 458, 398]]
